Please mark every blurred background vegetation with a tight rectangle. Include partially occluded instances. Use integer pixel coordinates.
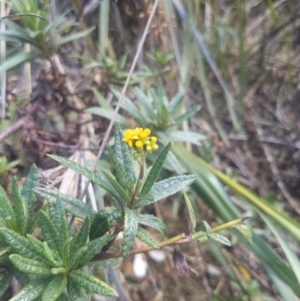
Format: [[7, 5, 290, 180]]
[[1, 0, 300, 300]]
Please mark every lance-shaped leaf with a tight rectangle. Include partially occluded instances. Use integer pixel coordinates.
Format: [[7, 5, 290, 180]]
[[89, 206, 122, 240], [136, 214, 167, 237], [43, 242, 63, 267], [9, 254, 53, 276], [107, 144, 133, 191], [42, 274, 67, 301], [122, 208, 139, 259], [140, 143, 171, 196], [209, 233, 231, 246], [68, 246, 88, 272], [21, 164, 38, 232], [12, 177, 29, 235], [34, 188, 95, 219], [9, 279, 48, 301], [26, 234, 48, 260], [102, 170, 129, 204], [132, 194, 154, 209], [72, 216, 90, 250], [150, 175, 196, 204], [0, 228, 47, 262], [39, 211, 59, 252], [184, 193, 196, 231], [0, 272, 12, 298], [203, 221, 211, 233], [67, 278, 91, 301], [0, 185, 16, 230], [94, 171, 127, 207], [70, 270, 118, 297], [55, 199, 69, 261], [77, 234, 115, 268], [136, 227, 159, 249], [113, 124, 135, 187]]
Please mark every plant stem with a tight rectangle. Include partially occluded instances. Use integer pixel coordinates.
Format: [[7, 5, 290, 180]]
[[94, 217, 246, 261]]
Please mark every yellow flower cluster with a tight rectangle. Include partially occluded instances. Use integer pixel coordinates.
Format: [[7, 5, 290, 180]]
[[122, 127, 159, 153]]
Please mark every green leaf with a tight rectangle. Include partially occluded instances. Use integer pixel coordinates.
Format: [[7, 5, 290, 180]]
[[57, 27, 95, 46], [95, 171, 126, 207], [233, 224, 252, 244], [209, 233, 231, 246], [102, 170, 129, 204], [140, 175, 196, 206], [55, 199, 69, 261], [12, 176, 28, 235], [203, 221, 211, 233], [0, 272, 12, 298], [89, 206, 122, 240], [184, 193, 196, 231], [168, 90, 185, 115], [39, 210, 59, 252], [42, 275, 67, 301], [136, 227, 159, 248], [113, 124, 135, 187], [68, 246, 88, 272], [136, 214, 167, 237], [0, 51, 41, 73], [194, 231, 208, 243], [0, 185, 16, 229], [122, 208, 139, 259], [70, 270, 118, 297], [140, 143, 171, 196], [9, 254, 53, 275], [67, 278, 91, 301], [72, 216, 90, 250], [21, 164, 38, 232], [26, 234, 48, 260], [0, 228, 47, 262], [9, 279, 48, 301], [106, 144, 132, 191], [132, 194, 154, 209], [34, 188, 95, 219], [77, 234, 115, 268], [174, 105, 201, 124], [168, 131, 206, 146], [43, 242, 62, 267]]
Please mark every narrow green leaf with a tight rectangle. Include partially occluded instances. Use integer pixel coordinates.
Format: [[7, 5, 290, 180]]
[[0, 51, 40, 73], [12, 177, 28, 235], [62, 238, 72, 267], [184, 193, 196, 231], [203, 221, 211, 233], [140, 143, 171, 196], [70, 270, 118, 297], [168, 90, 185, 114], [132, 86, 156, 120], [102, 170, 129, 204], [21, 164, 38, 231], [26, 234, 48, 259], [0, 272, 12, 298], [122, 208, 138, 259], [39, 210, 59, 252], [136, 214, 167, 237], [114, 124, 135, 187], [0, 185, 16, 229], [67, 278, 91, 301], [174, 105, 201, 124], [95, 171, 126, 207], [106, 145, 132, 190], [57, 27, 95, 46], [77, 234, 115, 268], [51, 267, 66, 275], [55, 199, 69, 260], [9, 254, 52, 275], [9, 279, 48, 301], [68, 246, 88, 272], [42, 275, 67, 301], [0, 228, 47, 262], [43, 242, 62, 267], [168, 131, 206, 146], [34, 188, 95, 219], [89, 206, 122, 240], [72, 216, 90, 249], [209, 233, 231, 246], [136, 227, 159, 248], [140, 175, 196, 206], [132, 194, 154, 209]]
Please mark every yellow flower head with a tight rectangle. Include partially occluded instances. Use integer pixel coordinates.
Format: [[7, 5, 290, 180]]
[[122, 127, 159, 153]]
